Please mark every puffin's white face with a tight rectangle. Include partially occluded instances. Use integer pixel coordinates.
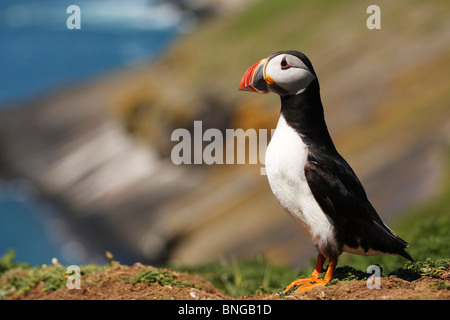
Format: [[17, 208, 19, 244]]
[[239, 52, 316, 96], [264, 54, 316, 96]]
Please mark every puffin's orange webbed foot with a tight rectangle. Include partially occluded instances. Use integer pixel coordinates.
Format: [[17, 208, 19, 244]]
[[280, 278, 323, 297], [280, 255, 337, 297], [280, 278, 317, 297], [294, 279, 328, 292]]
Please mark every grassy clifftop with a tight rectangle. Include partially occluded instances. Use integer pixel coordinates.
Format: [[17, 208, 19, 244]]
[[1, 252, 449, 299]]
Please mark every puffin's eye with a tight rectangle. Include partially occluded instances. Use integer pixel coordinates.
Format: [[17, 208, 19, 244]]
[[280, 57, 290, 70]]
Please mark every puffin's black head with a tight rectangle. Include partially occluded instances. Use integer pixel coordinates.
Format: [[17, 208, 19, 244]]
[[239, 51, 317, 96]]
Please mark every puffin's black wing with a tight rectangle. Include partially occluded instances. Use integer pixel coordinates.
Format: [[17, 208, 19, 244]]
[[304, 160, 413, 261]]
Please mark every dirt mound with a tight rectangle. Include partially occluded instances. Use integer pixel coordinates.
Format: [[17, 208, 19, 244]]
[[9, 263, 449, 300]]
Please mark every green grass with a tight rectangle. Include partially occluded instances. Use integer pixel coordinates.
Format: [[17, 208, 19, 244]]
[[395, 259, 450, 281], [130, 268, 202, 290], [171, 255, 301, 296], [0, 249, 23, 276], [172, 256, 449, 297], [0, 250, 109, 299]]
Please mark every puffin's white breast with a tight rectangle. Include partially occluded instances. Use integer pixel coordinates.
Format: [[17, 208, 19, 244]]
[[265, 114, 337, 251]]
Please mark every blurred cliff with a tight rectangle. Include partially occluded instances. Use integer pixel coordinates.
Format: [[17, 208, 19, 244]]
[[0, 0, 449, 267]]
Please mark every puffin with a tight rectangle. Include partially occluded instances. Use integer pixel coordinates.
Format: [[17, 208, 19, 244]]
[[238, 50, 413, 295]]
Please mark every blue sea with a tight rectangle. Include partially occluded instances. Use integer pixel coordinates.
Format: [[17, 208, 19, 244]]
[[0, 0, 190, 265]]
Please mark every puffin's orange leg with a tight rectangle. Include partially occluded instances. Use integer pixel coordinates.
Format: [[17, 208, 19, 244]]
[[294, 258, 337, 292], [280, 253, 325, 296]]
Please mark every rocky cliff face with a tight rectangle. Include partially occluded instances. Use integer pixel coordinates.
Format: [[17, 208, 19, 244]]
[[0, 0, 448, 267]]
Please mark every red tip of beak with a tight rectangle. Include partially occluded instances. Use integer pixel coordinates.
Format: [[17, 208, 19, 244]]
[[239, 59, 268, 93], [239, 62, 260, 92]]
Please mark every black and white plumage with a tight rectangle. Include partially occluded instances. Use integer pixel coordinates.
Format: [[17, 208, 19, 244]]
[[239, 50, 413, 294]]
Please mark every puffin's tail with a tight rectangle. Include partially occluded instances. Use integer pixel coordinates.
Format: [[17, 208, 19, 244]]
[[398, 247, 414, 262], [375, 220, 414, 262], [388, 231, 414, 262]]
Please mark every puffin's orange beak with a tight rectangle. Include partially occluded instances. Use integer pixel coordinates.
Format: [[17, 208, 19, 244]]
[[239, 58, 269, 93]]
